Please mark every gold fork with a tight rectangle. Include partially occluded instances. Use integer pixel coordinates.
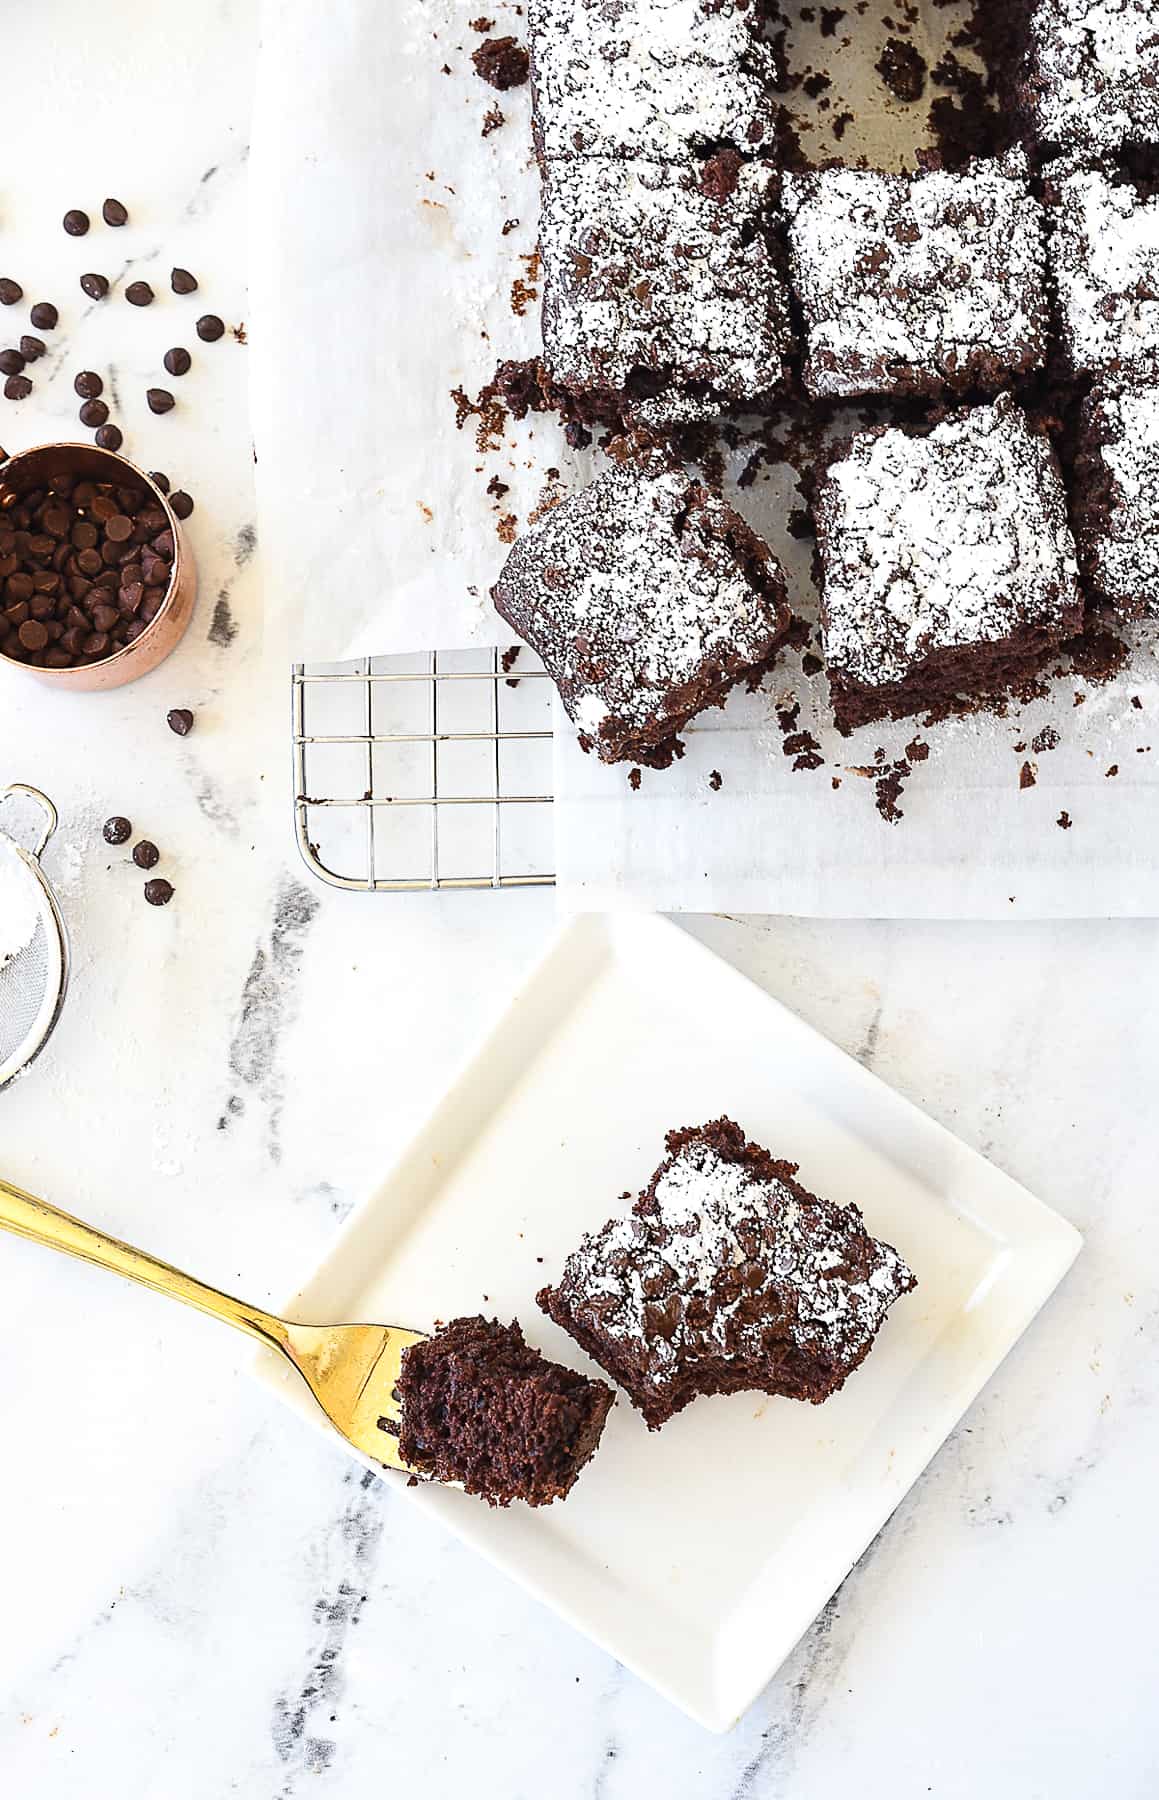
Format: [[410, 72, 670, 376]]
[[0, 1177, 426, 1472]]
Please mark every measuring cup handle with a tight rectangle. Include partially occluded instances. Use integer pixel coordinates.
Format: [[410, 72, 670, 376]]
[[0, 785, 58, 858]]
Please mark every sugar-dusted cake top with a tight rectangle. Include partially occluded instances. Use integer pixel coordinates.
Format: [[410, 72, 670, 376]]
[[1048, 163, 1159, 379], [540, 1119, 914, 1406], [528, 0, 779, 163], [1021, 0, 1159, 154], [1078, 381, 1159, 612], [492, 462, 787, 745], [817, 397, 1081, 690], [540, 155, 790, 420], [782, 153, 1047, 399]]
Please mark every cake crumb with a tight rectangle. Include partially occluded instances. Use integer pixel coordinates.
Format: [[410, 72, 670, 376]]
[[471, 36, 529, 90], [1031, 725, 1060, 754], [876, 36, 926, 100], [628, 768, 642, 791], [497, 512, 517, 543], [904, 737, 930, 762], [482, 104, 505, 136], [1106, 764, 1119, 777], [708, 769, 723, 791], [1057, 809, 1073, 829], [1019, 761, 1037, 789]]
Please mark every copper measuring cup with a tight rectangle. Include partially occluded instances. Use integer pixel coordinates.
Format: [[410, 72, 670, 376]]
[[0, 442, 197, 691]]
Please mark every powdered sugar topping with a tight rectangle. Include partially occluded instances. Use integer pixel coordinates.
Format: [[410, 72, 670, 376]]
[[539, 156, 790, 417], [529, 0, 779, 162], [493, 463, 786, 743], [553, 1133, 913, 1386], [0, 836, 43, 974], [1026, 0, 1159, 152], [1084, 382, 1159, 610], [819, 398, 1081, 689], [782, 154, 1047, 398], [1049, 164, 1159, 377]]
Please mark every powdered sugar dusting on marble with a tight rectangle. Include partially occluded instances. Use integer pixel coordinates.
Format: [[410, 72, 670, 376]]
[[1049, 163, 1159, 378], [782, 153, 1047, 398], [0, 838, 44, 974], [552, 1133, 913, 1385], [540, 156, 790, 418], [818, 398, 1081, 690], [1024, 0, 1159, 152], [528, 0, 779, 163], [492, 463, 786, 745]]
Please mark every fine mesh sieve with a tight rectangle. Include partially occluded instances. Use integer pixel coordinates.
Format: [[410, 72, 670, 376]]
[[0, 785, 69, 1090]]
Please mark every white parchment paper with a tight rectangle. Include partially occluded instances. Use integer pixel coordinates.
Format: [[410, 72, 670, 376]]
[[250, 0, 1159, 915]]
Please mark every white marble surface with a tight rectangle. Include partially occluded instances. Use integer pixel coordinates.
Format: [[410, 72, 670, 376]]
[[1, 5, 1157, 1795]]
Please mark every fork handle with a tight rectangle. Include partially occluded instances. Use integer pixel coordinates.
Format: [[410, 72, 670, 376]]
[[0, 1177, 291, 1354]]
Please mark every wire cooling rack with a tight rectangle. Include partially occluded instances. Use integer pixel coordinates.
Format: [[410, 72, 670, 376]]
[[292, 647, 555, 891]]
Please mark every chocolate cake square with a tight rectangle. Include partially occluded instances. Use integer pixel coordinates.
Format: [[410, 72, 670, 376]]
[[1011, 0, 1159, 156], [1047, 162, 1159, 381], [814, 397, 1083, 734], [782, 153, 1048, 400], [539, 153, 792, 426], [492, 461, 791, 767], [527, 0, 780, 165], [537, 1118, 915, 1431], [395, 1316, 613, 1506], [1072, 379, 1159, 617]]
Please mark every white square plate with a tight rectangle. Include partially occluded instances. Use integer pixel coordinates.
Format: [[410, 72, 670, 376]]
[[255, 914, 1081, 1731]]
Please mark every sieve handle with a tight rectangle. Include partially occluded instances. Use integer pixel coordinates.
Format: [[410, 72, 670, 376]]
[[0, 785, 58, 859], [0, 1177, 291, 1355]]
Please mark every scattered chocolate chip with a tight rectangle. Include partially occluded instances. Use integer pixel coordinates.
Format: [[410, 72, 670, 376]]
[[19, 336, 44, 361], [29, 302, 58, 331], [162, 346, 191, 377], [102, 198, 129, 227], [0, 350, 24, 377], [125, 281, 154, 307], [147, 470, 170, 493], [170, 268, 198, 295], [167, 707, 194, 736], [195, 313, 224, 342], [4, 375, 31, 401], [94, 424, 123, 451], [103, 816, 132, 845], [78, 399, 109, 427], [74, 370, 103, 399], [144, 877, 174, 906], [132, 839, 160, 869], [169, 490, 193, 520], [63, 210, 90, 237], [80, 272, 109, 300], [0, 280, 22, 306], [146, 387, 175, 414]]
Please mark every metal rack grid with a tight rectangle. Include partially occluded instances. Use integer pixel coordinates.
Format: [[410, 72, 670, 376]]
[[292, 647, 556, 892]]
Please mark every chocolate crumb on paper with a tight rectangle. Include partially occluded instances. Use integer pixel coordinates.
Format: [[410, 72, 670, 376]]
[[482, 104, 505, 136], [628, 768, 642, 792], [876, 37, 926, 101], [471, 36, 529, 90], [1057, 810, 1073, 830], [1019, 761, 1037, 789], [708, 769, 723, 791]]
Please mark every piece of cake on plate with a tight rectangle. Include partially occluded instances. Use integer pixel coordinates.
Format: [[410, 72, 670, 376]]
[[538, 1118, 915, 1429]]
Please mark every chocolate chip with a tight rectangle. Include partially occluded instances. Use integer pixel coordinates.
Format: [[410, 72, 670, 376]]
[[104, 513, 134, 543], [80, 272, 109, 300], [94, 424, 123, 451], [0, 280, 22, 306], [63, 210, 90, 237], [146, 387, 175, 414], [195, 313, 224, 342], [171, 268, 198, 295], [102, 198, 129, 227], [75, 371, 103, 399], [125, 281, 154, 307], [144, 877, 173, 906], [132, 839, 160, 869], [17, 619, 47, 651], [4, 376, 31, 401], [147, 470, 170, 493], [79, 399, 109, 427], [19, 336, 44, 361], [169, 490, 193, 520], [0, 350, 23, 377], [103, 816, 132, 845], [29, 303, 57, 331], [162, 347, 191, 377], [167, 707, 194, 736]]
